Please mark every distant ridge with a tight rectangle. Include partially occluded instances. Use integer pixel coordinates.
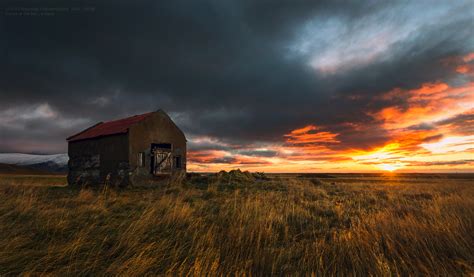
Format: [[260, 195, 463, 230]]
[[0, 153, 68, 173]]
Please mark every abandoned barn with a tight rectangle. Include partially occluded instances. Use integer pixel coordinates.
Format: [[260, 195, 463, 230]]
[[66, 109, 186, 186]]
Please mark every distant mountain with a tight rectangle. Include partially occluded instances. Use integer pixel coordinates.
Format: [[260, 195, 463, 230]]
[[0, 153, 68, 173]]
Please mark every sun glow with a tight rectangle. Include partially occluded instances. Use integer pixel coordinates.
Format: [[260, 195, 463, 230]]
[[378, 164, 400, 172], [352, 143, 400, 161]]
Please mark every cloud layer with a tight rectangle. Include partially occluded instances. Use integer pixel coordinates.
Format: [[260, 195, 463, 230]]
[[1, 0, 473, 171]]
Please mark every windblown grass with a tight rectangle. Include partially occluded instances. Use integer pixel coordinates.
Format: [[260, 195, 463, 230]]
[[0, 174, 66, 187], [0, 171, 472, 275]]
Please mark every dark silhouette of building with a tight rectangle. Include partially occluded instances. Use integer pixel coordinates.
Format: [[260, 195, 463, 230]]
[[67, 110, 186, 186]]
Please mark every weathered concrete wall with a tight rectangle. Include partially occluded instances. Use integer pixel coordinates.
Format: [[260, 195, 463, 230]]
[[68, 134, 129, 186], [128, 110, 186, 185]]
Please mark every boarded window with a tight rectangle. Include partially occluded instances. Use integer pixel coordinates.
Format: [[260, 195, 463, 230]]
[[174, 156, 182, 169], [138, 152, 145, 167]]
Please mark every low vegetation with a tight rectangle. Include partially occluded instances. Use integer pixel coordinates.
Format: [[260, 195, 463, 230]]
[[0, 174, 66, 187], [0, 170, 472, 275]]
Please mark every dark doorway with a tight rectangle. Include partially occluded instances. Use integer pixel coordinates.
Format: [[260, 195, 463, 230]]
[[150, 143, 172, 175]]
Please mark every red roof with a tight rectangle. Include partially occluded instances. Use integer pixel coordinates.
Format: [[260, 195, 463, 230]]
[[67, 112, 154, 142]]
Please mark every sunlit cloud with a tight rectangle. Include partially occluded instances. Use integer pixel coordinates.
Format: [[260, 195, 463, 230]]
[[284, 125, 340, 144], [463, 52, 474, 63], [421, 135, 474, 154], [287, 3, 469, 75], [289, 16, 408, 74], [352, 143, 402, 162], [373, 81, 474, 129]]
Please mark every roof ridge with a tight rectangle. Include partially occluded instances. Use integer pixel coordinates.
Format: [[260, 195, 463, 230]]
[[66, 122, 103, 140], [67, 111, 154, 142], [101, 112, 152, 124]]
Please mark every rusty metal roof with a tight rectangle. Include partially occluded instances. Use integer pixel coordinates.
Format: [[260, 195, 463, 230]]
[[67, 112, 154, 142]]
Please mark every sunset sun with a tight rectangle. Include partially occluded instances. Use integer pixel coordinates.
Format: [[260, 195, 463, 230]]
[[379, 164, 400, 172]]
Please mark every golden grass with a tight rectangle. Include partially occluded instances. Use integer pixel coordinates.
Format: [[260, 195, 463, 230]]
[[0, 171, 472, 275], [0, 174, 66, 187]]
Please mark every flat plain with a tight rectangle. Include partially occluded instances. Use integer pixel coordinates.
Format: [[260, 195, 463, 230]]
[[0, 171, 472, 275]]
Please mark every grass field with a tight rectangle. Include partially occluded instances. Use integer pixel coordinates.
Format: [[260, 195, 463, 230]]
[[0, 171, 473, 275]]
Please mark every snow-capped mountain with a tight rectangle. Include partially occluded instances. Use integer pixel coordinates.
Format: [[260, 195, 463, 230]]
[[0, 153, 68, 173]]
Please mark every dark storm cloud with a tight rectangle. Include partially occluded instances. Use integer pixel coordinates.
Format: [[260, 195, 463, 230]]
[[408, 123, 435, 131], [237, 150, 278, 158], [436, 110, 474, 135], [421, 134, 444, 144], [1, 0, 473, 153], [209, 156, 271, 165], [407, 160, 474, 167]]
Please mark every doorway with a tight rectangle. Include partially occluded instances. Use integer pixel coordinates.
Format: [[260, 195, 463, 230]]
[[150, 143, 172, 175]]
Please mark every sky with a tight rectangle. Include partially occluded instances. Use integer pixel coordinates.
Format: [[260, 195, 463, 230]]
[[1, 0, 473, 173]]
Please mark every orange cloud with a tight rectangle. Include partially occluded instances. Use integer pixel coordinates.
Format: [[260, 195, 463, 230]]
[[187, 150, 229, 163], [442, 52, 474, 76], [285, 125, 340, 144], [462, 52, 474, 63], [288, 125, 319, 135], [373, 81, 474, 129], [456, 65, 469, 74], [409, 82, 449, 98], [232, 155, 272, 165]]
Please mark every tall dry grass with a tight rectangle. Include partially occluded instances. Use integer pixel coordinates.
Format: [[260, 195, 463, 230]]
[[0, 171, 472, 275]]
